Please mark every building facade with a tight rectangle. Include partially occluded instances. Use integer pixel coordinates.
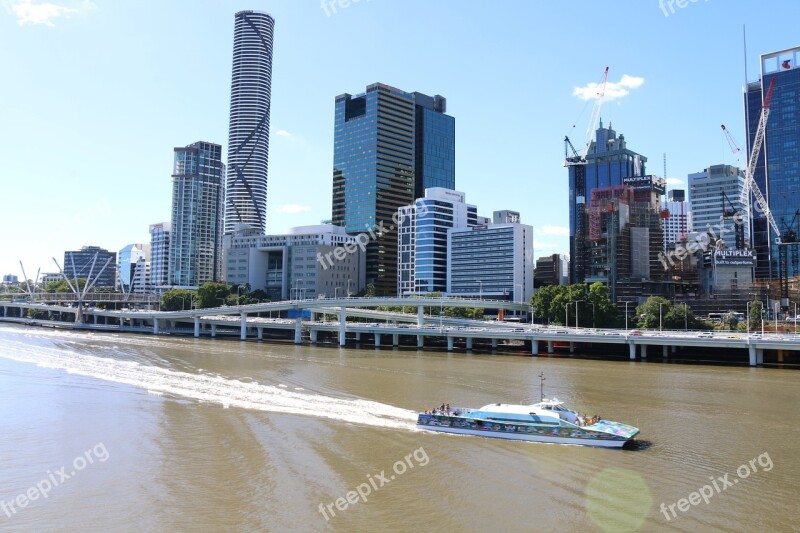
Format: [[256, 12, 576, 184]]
[[225, 10, 275, 234], [567, 121, 648, 283], [397, 188, 477, 295], [149, 222, 171, 290], [535, 254, 569, 286], [447, 214, 534, 303], [225, 225, 366, 300], [117, 243, 150, 291], [662, 189, 688, 252], [688, 165, 749, 249], [332, 83, 454, 295], [169, 142, 225, 288], [63, 246, 116, 288], [745, 45, 800, 279]]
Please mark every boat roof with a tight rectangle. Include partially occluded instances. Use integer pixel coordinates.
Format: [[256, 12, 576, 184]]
[[477, 401, 569, 415]]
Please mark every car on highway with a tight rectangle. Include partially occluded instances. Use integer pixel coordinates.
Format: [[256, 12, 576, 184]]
[[696, 332, 714, 338], [628, 330, 643, 336]]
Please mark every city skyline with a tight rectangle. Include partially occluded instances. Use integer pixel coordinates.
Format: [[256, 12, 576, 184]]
[[1, 1, 798, 279]]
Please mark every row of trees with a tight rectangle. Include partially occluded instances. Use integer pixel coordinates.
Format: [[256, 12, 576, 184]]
[[530, 283, 618, 327], [376, 292, 485, 319], [160, 283, 270, 311]]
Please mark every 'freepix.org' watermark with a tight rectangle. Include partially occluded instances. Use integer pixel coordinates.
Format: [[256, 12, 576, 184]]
[[660, 451, 773, 522], [658, 0, 710, 18], [316, 201, 429, 271], [1, 442, 110, 519], [318, 446, 429, 521], [321, 0, 372, 17]]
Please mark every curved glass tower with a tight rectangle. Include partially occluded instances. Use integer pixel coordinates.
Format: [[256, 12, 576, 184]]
[[225, 10, 275, 234]]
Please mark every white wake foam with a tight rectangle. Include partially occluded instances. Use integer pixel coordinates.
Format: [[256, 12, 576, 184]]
[[0, 338, 418, 430]]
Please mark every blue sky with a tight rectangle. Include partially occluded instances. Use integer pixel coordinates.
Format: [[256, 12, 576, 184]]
[[1, 0, 798, 281]]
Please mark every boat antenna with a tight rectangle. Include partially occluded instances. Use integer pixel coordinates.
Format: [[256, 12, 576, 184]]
[[538, 372, 545, 401]]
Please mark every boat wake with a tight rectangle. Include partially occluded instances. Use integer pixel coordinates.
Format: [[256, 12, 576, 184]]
[[0, 337, 418, 431]]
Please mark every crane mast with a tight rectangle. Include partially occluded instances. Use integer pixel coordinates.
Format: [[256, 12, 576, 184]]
[[565, 66, 609, 166]]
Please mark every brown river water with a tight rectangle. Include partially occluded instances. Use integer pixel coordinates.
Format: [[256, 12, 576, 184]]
[[0, 323, 798, 532]]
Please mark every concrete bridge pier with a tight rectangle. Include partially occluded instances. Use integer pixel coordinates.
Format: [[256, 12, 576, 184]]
[[355, 332, 362, 342], [240, 313, 247, 340], [569, 342, 575, 353], [392, 333, 399, 346], [310, 311, 316, 322], [211, 324, 217, 337], [757, 348, 764, 365], [749, 345, 757, 366], [194, 317, 200, 337], [641, 345, 648, 359], [375, 333, 381, 348], [417, 335, 424, 349], [447, 337, 454, 351], [153, 319, 159, 335], [338, 307, 346, 347], [663, 345, 669, 358], [93, 314, 98, 324], [310, 330, 318, 344], [531, 339, 539, 356], [466, 337, 473, 351], [629, 343, 636, 360], [418, 306, 424, 326], [547, 341, 554, 354], [295, 318, 303, 345], [491, 338, 498, 350]]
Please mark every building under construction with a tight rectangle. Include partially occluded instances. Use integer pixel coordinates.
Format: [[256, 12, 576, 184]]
[[577, 179, 666, 300]]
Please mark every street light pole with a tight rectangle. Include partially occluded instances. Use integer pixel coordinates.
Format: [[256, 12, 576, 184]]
[[347, 278, 352, 297], [625, 301, 629, 332], [575, 301, 579, 329], [658, 302, 664, 332], [746, 301, 750, 334], [684, 302, 688, 331], [476, 280, 483, 300], [564, 303, 568, 327]]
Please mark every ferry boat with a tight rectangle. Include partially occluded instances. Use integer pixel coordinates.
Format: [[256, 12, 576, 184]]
[[417, 399, 640, 448]]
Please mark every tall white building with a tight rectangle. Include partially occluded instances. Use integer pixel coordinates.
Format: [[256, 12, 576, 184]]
[[397, 188, 477, 296], [447, 213, 534, 303], [688, 164, 750, 248], [149, 222, 171, 290], [225, 224, 365, 300], [662, 189, 688, 252]]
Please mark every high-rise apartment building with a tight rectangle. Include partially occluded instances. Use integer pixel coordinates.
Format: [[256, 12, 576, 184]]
[[567, 121, 648, 283], [745, 45, 800, 279], [149, 222, 171, 289], [397, 188, 477, 295], [169, 142, 225, 288], [332, 83, 455, 295], [688, 165, 748, 249], [225, 10, 275, 234]]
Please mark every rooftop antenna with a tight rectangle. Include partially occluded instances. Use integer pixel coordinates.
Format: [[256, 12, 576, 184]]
[[743, 25, 749, 86], [538, 371, 546, 402]]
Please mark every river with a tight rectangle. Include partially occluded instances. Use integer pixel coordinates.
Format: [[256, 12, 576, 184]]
[[0, 323, 797, 532]]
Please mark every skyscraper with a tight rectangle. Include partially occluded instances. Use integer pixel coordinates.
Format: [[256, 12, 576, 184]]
[[169, 142, 225, 287], [687, 165, 748, 248], [745, 45, 800, 280], [225, 10, 275, 234], [332, 83, 454, 295], [567, 121, 648, 283], [63, 246, 116, 288], [149, 222, 171, 289]]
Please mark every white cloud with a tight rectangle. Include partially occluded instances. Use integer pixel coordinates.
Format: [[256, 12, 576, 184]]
[[277, 203, 311, 214], [538, 225, 569, 237], [5, 0, 94, 27], [275, 129, 292, 138], [573, 74, 645, 102], [665, 178, 686, 186]]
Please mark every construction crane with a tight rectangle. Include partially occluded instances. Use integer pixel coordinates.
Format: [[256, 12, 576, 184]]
[[721, 190, 745, 250], [564, 66, 609, 166]]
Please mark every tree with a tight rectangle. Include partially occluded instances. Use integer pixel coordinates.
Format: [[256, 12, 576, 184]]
[[586, 282, 618, 328], [355, 283, 376, 298], [161, 289, 196, 311], [721, 311, 740, 331], [748, 301, 763, 332], [46, 279, 87, 293], [635, 296, 671, 329], [663, 303, 707, 330], [196, 282, 230, 309]]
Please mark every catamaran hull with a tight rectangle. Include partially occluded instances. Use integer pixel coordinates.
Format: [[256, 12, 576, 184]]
[[417, 424, 631, 448]]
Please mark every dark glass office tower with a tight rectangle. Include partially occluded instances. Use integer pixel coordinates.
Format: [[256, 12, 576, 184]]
[[170, 142, 225, 287], [745, 46, 800, 280], [225, 10, 274, 234], [567, 121, 648, 282], [332, 83, 454, 295], [413, 92, 455, 199]]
